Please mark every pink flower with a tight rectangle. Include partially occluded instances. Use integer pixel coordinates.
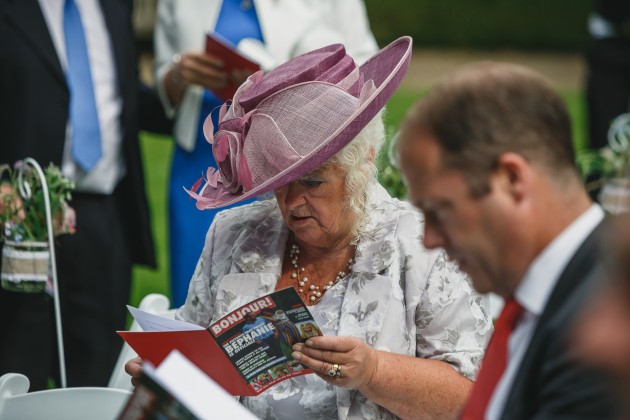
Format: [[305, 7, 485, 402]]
[[185, 168, 235, 210], [52, 202, 76, 236], [204, 106, 258, 195], [212, 130, 253, 193], [0, 183, 25, 222], [187, 71, 264, 207]]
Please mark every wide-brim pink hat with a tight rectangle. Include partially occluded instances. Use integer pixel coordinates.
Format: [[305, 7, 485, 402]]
[[187, 36, 413, 210]]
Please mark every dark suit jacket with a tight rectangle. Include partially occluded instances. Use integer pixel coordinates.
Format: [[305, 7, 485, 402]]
[[499, 221, 618, 419], [0, 0, 155, 267]]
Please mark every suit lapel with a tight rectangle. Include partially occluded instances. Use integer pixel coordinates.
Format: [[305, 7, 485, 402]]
[[538, 221, 605, 324], [500, 221, 605, 419], [5, 0, 65, 86], [98, 0, 127, 93]]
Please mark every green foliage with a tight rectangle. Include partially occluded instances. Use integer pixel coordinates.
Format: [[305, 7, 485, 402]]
[[576, 114, 630, 189], [130, 133, 173, 308], [376, 90, 427, 199], [365, 0, 590, 51], [0, 163, 75, 242]]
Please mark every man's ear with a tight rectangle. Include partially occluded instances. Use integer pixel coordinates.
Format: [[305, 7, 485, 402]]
[[494, 152, 532, 203]]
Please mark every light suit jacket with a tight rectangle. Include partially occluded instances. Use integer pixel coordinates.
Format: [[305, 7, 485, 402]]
[[177, 183, 492, 419], [154, 0, 379, 151]]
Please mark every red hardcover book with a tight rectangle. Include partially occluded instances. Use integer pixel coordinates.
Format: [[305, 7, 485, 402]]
[[118, 288, 322, 396], [205, 32, 260, 101]]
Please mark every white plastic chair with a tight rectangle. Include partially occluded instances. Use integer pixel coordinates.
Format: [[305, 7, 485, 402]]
[[0, 373, 131, 420], [108, 293, 176, 390]]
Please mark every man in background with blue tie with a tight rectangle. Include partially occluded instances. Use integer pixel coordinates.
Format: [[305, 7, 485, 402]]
[[0, 0, 159, 389]]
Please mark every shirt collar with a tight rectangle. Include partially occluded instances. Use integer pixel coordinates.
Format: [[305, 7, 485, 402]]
[[515, 204, 604, 316]]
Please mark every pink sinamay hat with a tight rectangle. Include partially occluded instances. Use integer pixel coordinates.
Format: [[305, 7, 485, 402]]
[[186, 36, 413, 210]]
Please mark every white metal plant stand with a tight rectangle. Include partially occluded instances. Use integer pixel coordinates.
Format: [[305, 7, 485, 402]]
[[600, 114, 630, 214], [16, 158, 66, 388]]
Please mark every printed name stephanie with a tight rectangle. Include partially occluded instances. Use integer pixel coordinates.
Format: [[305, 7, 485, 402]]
[[211, 288, 322, 394]]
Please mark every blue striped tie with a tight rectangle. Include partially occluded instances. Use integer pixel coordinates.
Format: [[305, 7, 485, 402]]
[[64, 0, 102, 171]]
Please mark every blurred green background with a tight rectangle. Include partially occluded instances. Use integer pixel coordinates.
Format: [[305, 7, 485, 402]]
[[133, 0, 593, 53], [364, 0, 590, 51]]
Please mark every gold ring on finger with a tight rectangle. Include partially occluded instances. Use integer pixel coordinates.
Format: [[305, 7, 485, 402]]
[[326, 363, 342, 378]]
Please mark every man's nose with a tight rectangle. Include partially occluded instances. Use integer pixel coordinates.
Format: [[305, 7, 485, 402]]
[[422, 222, 446, 250]]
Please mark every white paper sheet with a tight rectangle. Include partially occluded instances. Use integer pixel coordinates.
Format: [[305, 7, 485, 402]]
[[126, 305, 204, 332], [146, 350, 257, 419]]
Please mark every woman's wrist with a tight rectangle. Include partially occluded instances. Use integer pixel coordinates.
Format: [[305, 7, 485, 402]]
[[170, 54, 183, 85], [165, 54, 186, 106], [357, 347, 381, 395]]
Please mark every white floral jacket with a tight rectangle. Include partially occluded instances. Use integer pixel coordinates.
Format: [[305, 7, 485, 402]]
[[177, 183, 492, 419]]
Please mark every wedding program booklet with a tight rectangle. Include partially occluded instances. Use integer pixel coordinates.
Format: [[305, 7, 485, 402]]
[[117, 350, 256, 420], [118, 288, 322, 396], [205, 32, 260, 101]]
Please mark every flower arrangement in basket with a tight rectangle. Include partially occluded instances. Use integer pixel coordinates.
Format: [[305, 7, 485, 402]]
[[577, 113, 630, 214], [0, 161, 75, 292]]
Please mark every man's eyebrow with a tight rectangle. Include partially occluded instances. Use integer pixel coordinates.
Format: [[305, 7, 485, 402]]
[[415, 199, 450, 212]]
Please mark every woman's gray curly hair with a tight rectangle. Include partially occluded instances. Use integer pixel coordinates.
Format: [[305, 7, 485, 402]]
[[328, 112, 385, 242]]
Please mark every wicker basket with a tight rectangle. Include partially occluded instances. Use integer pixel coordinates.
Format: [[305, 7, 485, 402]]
[[1, 240, 49, 293]]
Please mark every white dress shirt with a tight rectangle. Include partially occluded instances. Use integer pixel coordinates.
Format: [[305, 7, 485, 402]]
[[486, 204, 605, 419], [38, 0, 125, 194]]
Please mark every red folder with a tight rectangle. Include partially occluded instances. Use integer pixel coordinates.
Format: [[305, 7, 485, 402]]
[[205, 32, 260, 101], [118, 330, 255, 396], [119, 288, 318, 397]]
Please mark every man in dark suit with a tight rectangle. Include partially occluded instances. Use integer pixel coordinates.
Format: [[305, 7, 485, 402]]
[[397, 62, 618, 418], [574, 213, 630, 417], [0, 0, 158, 389]]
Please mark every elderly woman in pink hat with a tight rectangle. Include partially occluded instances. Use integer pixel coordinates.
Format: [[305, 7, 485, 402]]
[[127, 37, 491, 419]]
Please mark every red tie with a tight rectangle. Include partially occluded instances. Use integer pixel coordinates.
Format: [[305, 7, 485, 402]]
[[461, 298, 524, 419]]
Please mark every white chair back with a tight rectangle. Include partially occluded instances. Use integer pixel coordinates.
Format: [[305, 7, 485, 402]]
[[108, 293, 176, 390], [0, 373, 130, 420]]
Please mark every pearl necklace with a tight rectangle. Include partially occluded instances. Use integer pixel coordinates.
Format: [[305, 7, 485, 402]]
[[289, 243, 355, 304]]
